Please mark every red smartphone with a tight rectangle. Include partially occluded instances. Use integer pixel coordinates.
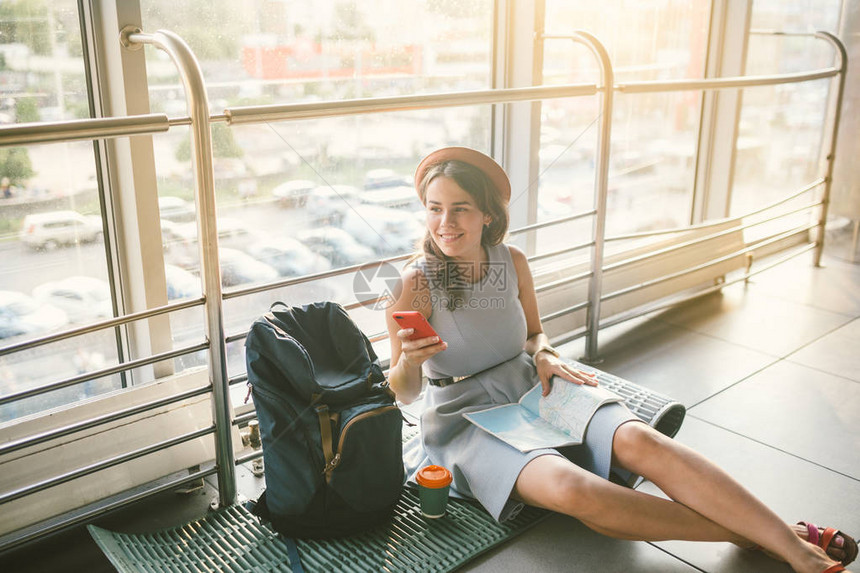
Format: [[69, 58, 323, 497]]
[[392, 311, 440, 341]]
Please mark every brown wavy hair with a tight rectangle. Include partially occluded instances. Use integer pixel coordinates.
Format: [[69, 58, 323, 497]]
[[411, 159, 510, 307]]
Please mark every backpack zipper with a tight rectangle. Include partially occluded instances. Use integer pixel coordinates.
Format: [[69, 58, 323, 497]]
[[323, 404, 399, 482]]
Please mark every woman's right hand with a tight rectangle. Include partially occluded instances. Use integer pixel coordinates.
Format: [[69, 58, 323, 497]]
[[395, 329, 447, 369]]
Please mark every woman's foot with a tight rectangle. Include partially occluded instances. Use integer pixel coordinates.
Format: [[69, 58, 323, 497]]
[[737, 523, 856, 567], [795, 522, 857, 567]]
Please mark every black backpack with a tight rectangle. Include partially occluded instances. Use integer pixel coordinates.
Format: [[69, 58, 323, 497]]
[[245, 302, 405, 538]]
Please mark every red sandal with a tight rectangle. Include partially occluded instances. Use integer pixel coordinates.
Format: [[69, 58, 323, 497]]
[[799, 522, 858, 567], [821, 564, 845, 573]]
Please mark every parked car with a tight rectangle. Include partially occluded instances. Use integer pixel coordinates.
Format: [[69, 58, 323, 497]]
[[245, 238, 332, 278], [360, 185, 422, 210], [305, 184, 360, 225], [363, 168, 411, 190], [0, 290, 69, 339], [213, 157, 247, 180], [164, 264, 202, 300], [272, 179, 316, 207], [166, 217, 254, 249], [342, 205, 423, 255], [219, 248, 279, 287], [157, 196, 196, 223], [297, 227, 375, 267], [20, 211, 103, 250], [32, 276, 112, 324]]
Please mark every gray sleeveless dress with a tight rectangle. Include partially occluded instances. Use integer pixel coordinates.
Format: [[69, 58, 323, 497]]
[[402, 242, 641, 522]]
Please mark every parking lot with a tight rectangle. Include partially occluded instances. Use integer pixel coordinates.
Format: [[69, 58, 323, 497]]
[[0, 148, 681, 424]]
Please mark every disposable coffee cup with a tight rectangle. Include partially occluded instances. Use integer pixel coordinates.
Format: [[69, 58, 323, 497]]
[[416, 465, 453, 518]]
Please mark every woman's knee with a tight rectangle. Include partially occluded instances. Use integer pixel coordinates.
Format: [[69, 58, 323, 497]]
[[612, 421, 668, 470], [516, 456, 604, 518]]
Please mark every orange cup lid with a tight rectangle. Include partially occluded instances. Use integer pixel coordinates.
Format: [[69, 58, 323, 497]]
[[416, 465, 452, 488]]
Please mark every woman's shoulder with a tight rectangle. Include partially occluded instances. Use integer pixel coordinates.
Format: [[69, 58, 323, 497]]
[[397, 263, 433, 315], [400, 263, 427, 285], [503, 242, 525, 259], [399, 262, 431, 294], [499, 243, 532, 286], [501, 243, 528, 267]]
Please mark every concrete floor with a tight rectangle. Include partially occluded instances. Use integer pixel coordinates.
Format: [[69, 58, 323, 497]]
[[1, 229, 858, 572]]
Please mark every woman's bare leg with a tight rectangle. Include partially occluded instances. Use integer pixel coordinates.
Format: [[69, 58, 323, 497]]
[[514, 454, 741, 543], [513, 424, 842, 573], [610, 421, 841, 573]]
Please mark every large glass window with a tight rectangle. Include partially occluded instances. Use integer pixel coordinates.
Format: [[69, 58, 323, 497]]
[[0, 1, 120, 422], [0, 0, 849, 425], [139, 1, 497, 382], [540, 0, 709, 242], [731, 0, 843, 219]]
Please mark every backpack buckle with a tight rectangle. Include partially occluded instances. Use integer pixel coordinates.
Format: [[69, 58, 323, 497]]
[[323, 453, 341, 475]]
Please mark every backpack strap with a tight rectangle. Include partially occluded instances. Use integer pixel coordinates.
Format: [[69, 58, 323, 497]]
[[315, 402, 340, 481], [281, 536, 305, 573], [248, 494, 304, 572]]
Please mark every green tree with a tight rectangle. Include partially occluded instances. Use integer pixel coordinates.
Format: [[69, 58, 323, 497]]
[[0, 0, 50, 55], [175, 123, 243, 162], [15, 97, 39, 123], [0, 147, 35, 184], [428, 0, 486, 18], [142, 0, 249, 60], [331, 1, 375, 42]]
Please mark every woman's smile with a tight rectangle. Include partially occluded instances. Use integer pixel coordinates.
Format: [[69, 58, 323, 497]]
[[424, 176, 489, 262], [437, 232, 464, 243]]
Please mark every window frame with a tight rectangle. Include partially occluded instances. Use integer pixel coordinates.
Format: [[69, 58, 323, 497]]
[[85, 0, 176, 383]]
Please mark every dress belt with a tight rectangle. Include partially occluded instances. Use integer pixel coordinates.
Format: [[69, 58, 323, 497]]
[[426, 358, 514, 387], [427, 374, 472, 387]]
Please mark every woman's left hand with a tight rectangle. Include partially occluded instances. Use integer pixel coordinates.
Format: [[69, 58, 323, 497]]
[[534, 352, 598, 396]]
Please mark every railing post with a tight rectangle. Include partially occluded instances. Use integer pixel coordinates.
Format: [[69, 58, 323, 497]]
[[569, 31, 614, 364], [122, 27, 236, 507], [812, 31, 848, 267]]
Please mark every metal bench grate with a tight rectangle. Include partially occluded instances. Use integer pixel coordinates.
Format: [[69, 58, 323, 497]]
[[88, 490, 547, 572]]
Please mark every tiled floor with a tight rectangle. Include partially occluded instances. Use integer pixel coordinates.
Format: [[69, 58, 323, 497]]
[[1, 230, 858, 573], [462, 232, 860, 573]]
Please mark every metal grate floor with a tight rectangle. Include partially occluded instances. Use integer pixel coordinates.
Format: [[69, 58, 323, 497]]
[[88, 489, 547, 572]]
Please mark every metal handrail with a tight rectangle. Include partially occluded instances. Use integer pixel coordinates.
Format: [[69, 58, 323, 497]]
[[218, 206, 596, 303], [601, 223, 817, 303], [235, 449, 263, 465], [223, 83, 598, 124], [0, 465, 216, 553], [536, 270, 593, 294], [221, 251, 413, 300], [616, 68, 838, 94], [0, 114, 170, 148], [604, 201, 822, 274], [596, 242, 818, 333], [528, 240, 595, 264], [0, 341, 209, 407], [210, 64, 838, 127], [571, 31, 614, 363], [542, 301, 591, 322], [124, 27, 236, 506], [200, 181, 823, 358], [810, 32, 847, 265], [509, 209, 597, 236], [0, 425, 215, 505], [0, 296, 204, 358], [605, 178, 825, 243], [0, 385, 211, 457]]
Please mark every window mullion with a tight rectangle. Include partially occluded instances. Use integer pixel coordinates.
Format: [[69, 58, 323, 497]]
[[85, 0, 174, 382], [494, 0, 545, 256], [691, 0, 753, 223]]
